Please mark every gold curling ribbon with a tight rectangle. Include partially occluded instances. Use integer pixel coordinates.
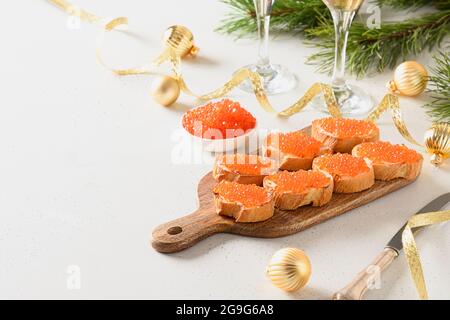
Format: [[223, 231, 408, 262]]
[[367, 93, 423, 147], [48, 0, 342, 118], [168, 54, 341, 117], [49, 0, 146, 76], [49, 0, 101, 24], [402, 210, 450, 300], [95, 17, 155, 77]]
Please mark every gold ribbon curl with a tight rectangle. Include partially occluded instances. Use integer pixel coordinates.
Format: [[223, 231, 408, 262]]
[[169, 54, 341, 117], [402, 210, 450, 300], [367, 93, 423, 147], [49, 0, 449, 300], [50, 0, 101, 24]]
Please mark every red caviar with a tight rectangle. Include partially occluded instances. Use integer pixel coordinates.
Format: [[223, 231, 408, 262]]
[[314, 153, 370, 177], [356, 141, 422, 164], [266, 131, 322, 158], [213, 181, 271, 208], [265, 170, 331, 194], [313, 118, 379, 139], [182, 99, 256, 139], [216, 154, 276, 176]]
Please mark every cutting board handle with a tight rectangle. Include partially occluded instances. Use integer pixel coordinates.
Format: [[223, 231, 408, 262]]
[[332, 248, 398, 300], [151, 207, 233, 253]]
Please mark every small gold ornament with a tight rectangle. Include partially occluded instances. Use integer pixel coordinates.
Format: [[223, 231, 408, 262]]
[[424, 122, 450, 166], [162, 25, 199, 58], [387, 61, 428, 97], [150, 75, 180, 106], [266, 248, 312, 292]]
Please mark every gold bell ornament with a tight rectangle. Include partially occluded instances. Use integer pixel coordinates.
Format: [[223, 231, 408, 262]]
[[154, 25, 199, 65], [162, 25, 199, 58], [387, 61, 428, 96], [150, 75, 181, 107], [424, 122, 450, 166], [266, 248, 312, 292]]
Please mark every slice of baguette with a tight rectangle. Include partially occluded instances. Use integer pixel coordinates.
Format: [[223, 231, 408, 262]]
[[214, 197, 275, 223], [352, 142, 423, 181], [213, 181, 274, 223], [312, 154, 375, 193], [263, 139, 331, 171], [263, 170, 334, 210], [262, 130, 331, 171], [264, 146, 315, 171], [213, 154, 278, 186], [311, 118, 380, 153]]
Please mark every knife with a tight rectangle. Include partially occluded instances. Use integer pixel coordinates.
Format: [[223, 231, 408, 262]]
[[332, 192, 450, 300]]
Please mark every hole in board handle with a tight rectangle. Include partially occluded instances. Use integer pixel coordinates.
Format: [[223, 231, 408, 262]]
[[167, 226, 183, 235]]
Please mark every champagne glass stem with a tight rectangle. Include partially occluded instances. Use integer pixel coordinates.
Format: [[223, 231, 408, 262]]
[[330, 9, 356, 89], [254, 0, 274, 72], [238, 0, 296, 94]]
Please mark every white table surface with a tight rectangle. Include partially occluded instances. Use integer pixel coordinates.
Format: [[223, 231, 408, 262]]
[[1, 0, 449, 300]]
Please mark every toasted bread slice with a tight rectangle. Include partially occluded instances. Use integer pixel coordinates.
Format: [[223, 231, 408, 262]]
[[213, 154, 278, 186], [263, 131, 329, 171], [352, 141, 423, 181], [263, 170, 334, 210], [312, 153, 375, 193], [311, 118, 380, 153], [213, 181, 274, 223]]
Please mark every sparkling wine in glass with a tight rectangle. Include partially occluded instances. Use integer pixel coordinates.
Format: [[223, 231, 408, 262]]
[[313, 0, 374, 115], [239, 0, 297, 95]]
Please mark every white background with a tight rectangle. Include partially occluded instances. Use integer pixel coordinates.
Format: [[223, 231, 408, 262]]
[[0, 0, 449, 299]]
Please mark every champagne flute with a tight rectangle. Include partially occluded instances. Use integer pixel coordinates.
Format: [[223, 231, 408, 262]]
[[313, 0, 374, 115], [239, 0, 297, 95]]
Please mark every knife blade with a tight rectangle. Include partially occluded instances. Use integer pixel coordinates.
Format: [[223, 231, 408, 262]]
[[385, 192, 450, 253], [333, 192, 450, 300]]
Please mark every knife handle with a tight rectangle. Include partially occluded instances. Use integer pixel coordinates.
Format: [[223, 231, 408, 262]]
[[332, 248, 398, 300]]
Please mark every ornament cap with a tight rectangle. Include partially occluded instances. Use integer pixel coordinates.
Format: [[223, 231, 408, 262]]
[[386, 80, 400, 95], [189, 45, 200, 57], [430, 153, 443, 166]]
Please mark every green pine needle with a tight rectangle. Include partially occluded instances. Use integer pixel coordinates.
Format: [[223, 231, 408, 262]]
[[375, 0, 438, 9], [425, 52, 450, 123], [216, 0, 330, 36], [376, 0, 450, 10], [306, 11, 450, 77]]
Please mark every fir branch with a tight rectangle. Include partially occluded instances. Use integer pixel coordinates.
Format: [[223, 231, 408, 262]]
[[376, 0, 450, 10], [375, 0, 440, 9], [216, 0, 330, 36], [306, 11, 450, 77], [435, 0, 450, 10], [217, 0, 450, 76], [425, 52, 450, 123]]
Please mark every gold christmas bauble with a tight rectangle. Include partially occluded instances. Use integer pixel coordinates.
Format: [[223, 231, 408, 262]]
[[150, 75, 180, 107], [424, 122, 450, 166], [266, 248, 312, 292], [387, 61, 428, 96], [162, 25, 199, 58]]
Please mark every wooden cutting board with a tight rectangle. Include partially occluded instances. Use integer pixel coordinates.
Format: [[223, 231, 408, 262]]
[[151, 171, 416, 253]]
